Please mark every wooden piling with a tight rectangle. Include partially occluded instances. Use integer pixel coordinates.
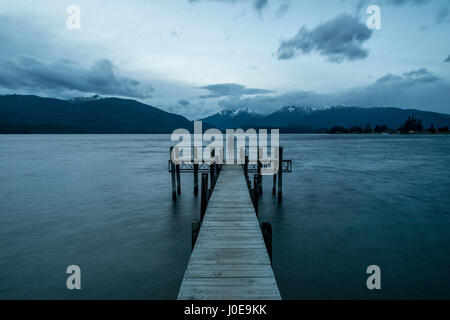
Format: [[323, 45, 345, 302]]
[[170, 147, 176, 201], [272, 173, 277, 195], [176, 164, 181, 195], [217, 164, 221, 183], [278, 147, 283, 203], [257, 159, 262, 194], [260, 222, 272, 263], [192, 220, 200, 251], [210, 162, 215, 189], [200, 173, 208, 222], [253, 174, 259, 216], [193, 163, 199, 196], [244, 155, 249, 179]]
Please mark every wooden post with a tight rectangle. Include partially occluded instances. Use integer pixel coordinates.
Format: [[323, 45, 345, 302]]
[[176, 163, 181, 195], [272, 173, 277, 195], [244, 155, 249, 180], [210, 147, 215, 189], [215, 163, 220, 182], [253, 174, 259, 216], [193, 163, 199, 196], [210, 162, 215, 189], [278, 147, 283, 203], [192, 220, 201, 251], [200, 173, 208, 222], [257, 159, 262, 194], [170, 147, 176, 201], [214, 163, 218, 183], [260, 222, 272, 263]]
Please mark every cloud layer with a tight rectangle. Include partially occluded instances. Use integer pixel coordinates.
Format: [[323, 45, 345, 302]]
[[0, 1, 448, 119], [277, 14, 373, 63], [178, 99, 190, 106], [0, 57, 153, 99], [215, 68, 450, 114], [198, 83, 273, 98]]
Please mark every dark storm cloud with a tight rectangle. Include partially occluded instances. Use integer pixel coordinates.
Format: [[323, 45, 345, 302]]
[[178, 99, 190, 106], [216, 69, 450, 114], [0, 57, 153, 98], [198, 83, 273, 99], [277, 14, 372, 63], [275, 1, 290, 17], [436, 5, 450, 24], [253, 0, 268, 12], [377, 68, 440, 85]]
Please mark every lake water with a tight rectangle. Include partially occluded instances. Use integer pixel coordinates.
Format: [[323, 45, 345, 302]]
[[1, 134, 449, 299]]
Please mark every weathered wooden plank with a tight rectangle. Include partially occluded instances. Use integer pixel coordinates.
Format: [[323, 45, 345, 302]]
[[196, 235, 263, 242], [181, 277, 277, 286], [178, 294, 281, 300], [189, 256, 270, 265], [178, 164, 281, 300], [203, 215, 256, 221], [201, 221, 260, 227], [195, 234, 264, 242], [206, 204, 253, 210], [204, 210, 255, 215], [179, 285, 280, 296], [198, 228, 262, 235], [194, 243, 266, 249], [184, 264, 275, 278]]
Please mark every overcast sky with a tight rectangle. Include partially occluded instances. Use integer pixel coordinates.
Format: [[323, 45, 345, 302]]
[[0, 0, 449, 119]]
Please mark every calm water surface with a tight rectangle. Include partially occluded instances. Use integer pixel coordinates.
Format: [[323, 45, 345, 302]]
[[1, 134, 449, 299]]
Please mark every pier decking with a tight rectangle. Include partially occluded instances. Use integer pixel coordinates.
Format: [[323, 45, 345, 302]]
[[177, 165, 281, 300]]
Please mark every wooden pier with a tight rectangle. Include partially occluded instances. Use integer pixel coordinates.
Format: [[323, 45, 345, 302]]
[[177, 165, 281, 300]]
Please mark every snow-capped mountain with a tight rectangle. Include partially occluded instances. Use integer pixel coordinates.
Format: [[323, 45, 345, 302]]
[[68, 94, 105, 103], [200, 105, 450, 131], [202, 105, 320, 129], [217, 107, 257, 117], [202, 107, 263, 129]]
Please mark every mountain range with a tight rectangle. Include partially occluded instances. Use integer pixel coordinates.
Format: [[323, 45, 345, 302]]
[[201, 105, 450, 132], [0, 95, 191, 133], [1, 94, 450, 133]]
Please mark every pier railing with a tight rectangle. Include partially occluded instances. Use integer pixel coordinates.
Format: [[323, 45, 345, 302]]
[[168, 159, 292, 173], [168, 146, 292, 202]]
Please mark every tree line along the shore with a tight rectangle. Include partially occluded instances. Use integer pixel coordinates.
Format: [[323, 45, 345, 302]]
[[328, 115, 450, 134]]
